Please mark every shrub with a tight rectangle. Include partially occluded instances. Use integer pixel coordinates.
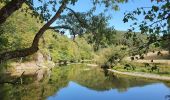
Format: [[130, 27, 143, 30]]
[[95, 45, 129, 65]]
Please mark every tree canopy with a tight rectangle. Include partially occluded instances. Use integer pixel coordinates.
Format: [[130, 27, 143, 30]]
[[0, 0, 128, 61], [0, 0, 169, 61]]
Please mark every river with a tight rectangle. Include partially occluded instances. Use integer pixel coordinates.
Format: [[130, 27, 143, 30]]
[[0, 64, 170, 100]]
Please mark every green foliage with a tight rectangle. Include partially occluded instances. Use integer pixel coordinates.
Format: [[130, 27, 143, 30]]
[[58, 12, 117, 51], [0, 4, 40, 53], [0, 3, 94, 62], [113, 61, 170, 76], [75, 37, 94, 59], [0, 0, 129, 61], [123, 0, 170, 51], [95, 45, 129, 65], [0, 61, 11, 73], [40, 32, 94, 62]]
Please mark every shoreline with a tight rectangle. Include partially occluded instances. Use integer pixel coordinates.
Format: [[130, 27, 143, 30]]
[[108, 69, 170, 81], [124, 50, 170, 64]]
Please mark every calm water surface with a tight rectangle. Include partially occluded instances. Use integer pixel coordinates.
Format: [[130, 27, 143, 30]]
[[48, 82, 169, 100], [0, 64, 170, 100]]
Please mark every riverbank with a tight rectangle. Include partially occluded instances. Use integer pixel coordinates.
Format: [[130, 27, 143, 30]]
[[0, 60, 55, 83], [124, 50, 170, 64], [9, 61, 54, 76], [0, 52, 56, 82], [108, 69, 170, 81]]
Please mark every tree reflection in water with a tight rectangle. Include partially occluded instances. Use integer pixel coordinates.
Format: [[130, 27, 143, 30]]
[[165, 95, 170, 100], [0, 64, 170, 100]]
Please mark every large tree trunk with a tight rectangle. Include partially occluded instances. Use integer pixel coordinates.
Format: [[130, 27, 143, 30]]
[[0, 46, 38, 61], [0, 0, 26, 25], [0, 0, 67, 61]]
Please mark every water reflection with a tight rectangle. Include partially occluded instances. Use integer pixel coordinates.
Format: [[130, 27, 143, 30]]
[[0, 64, 170, 100], [48, 81, 170, 100], [165, 95, 170, 100]]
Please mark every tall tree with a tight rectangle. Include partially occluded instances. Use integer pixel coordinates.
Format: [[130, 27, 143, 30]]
[[0, 0, 127, 61], [54, 11, 116, 51]]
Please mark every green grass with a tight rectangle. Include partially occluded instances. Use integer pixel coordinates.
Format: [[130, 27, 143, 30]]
[[112, 61, 170, 76]]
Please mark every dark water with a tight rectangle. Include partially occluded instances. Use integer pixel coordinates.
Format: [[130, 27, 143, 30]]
[[0, 64, 170, 100]]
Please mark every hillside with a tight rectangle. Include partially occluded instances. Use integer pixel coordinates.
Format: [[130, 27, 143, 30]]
[[0, 3, 94, 63]]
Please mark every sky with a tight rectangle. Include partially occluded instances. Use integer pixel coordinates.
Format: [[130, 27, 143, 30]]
[[33, 0, 160, 36], [67, 0, 159, 32]]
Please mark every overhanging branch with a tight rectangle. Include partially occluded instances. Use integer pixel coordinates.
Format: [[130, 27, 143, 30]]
[[49, 25, 77, 39], [66, 7, 90, 29], [0, 0, 26, 25], [0, 0, 68, 61], [49, 25, 73, 30]]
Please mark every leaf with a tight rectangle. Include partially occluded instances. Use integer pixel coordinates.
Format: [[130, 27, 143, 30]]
[[149, 29, 153, 33], [144, 15, 150, 19], [154, 42, 160, 47], [152, 6, 159, 12], [123, 18, 128, 23]]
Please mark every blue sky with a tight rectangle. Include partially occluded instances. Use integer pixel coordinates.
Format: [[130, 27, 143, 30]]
[[67, 0, 159, 32], [34, 0, 160, 35]]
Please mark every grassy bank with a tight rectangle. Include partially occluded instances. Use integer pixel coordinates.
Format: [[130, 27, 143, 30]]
[[112, 61, 170, 77]]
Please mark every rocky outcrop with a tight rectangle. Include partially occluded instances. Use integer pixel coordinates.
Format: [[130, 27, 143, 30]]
[[9, 51, 55, 81]]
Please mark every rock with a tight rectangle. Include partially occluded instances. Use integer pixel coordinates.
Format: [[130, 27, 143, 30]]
[[36, 69, 45, 82]]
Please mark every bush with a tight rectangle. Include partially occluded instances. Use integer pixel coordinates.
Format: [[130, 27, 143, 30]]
[[95, 45, 129, 65]]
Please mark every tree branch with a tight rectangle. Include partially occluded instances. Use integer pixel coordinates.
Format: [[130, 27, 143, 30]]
[[0, 0, 26, 25], [149, 18, 165, 27], [66, 7, 90, 29], [0, 0, 68, 61], [49, 25, 77, 40], [49, 25, 73, 30], [32, 0, 67, 48]]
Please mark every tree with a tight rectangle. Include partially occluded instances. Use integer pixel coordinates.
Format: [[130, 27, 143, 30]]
[[123, 0, 170, 52], [56, 12, 117, 51], [0, 0, 26, 25], [0, 0, 127, 61]]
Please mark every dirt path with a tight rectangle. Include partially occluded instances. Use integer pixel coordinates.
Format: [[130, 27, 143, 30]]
[[108, 69, 170, 81]]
